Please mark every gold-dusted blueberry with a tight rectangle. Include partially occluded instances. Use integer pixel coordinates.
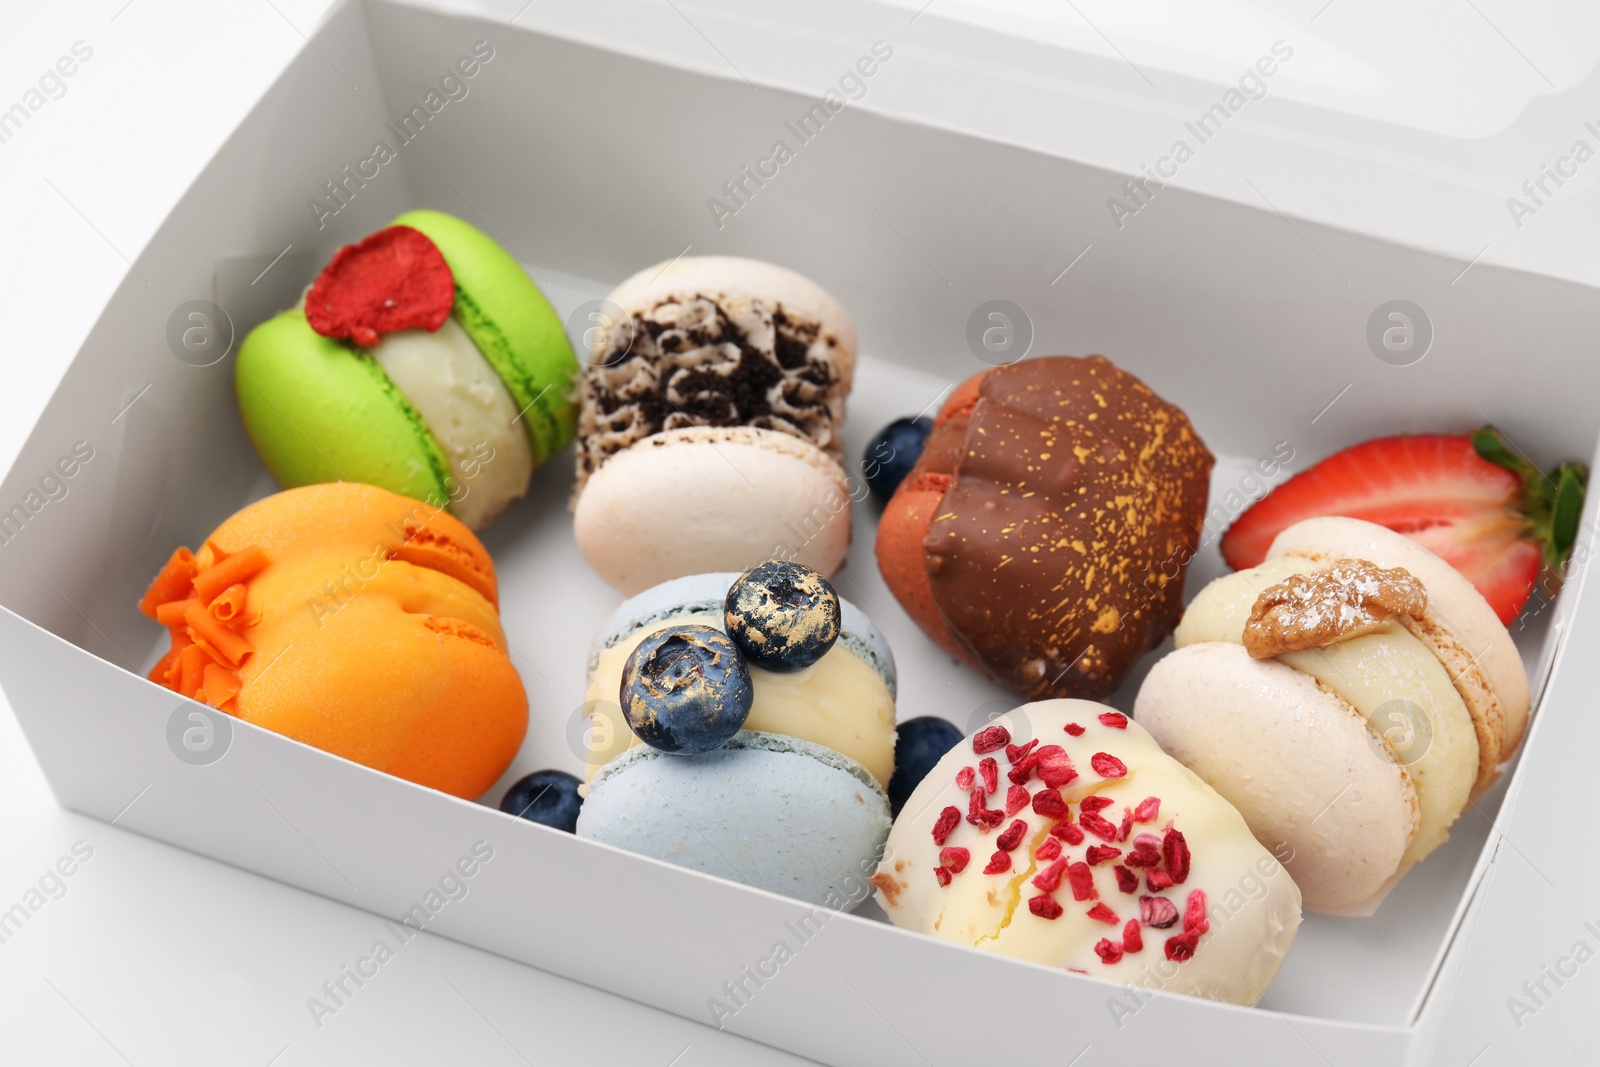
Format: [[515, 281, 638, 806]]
[[620, 625, 754, 753], [724, 561, 842, 672]]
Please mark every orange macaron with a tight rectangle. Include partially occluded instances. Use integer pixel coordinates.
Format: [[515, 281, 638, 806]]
[[140, 482, 527, 799]]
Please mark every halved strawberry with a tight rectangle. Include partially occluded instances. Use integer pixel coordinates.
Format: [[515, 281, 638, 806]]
[[1221, 429, 1586, 625]]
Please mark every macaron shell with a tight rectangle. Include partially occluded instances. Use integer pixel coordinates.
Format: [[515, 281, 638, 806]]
[[577, 731, 890, 906], [874, 699, 1301, 1005], [605, 255, 859, 386], [1266, 516, 1528, 789], [187, 483, 525, 798], [1135, 642, 1419, 915], [391, 210, 579, 464], [236, 310, 452, 508], [574, 427, 851, 595]]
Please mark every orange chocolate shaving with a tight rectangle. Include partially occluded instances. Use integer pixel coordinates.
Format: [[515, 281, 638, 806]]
[[184, 599, 252, 667], [197, 663, 242, 710], [192, 545, 268, 604], [210, 583, 248, 624], [1243, 559, 1427, 659], [140, 548, 197, 618]]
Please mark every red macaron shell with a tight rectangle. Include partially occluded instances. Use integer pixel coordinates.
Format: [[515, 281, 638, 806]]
[[305, 225, 456, 348]]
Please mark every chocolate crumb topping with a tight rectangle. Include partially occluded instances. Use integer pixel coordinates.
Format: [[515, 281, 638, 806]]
[[1243, 559, 1427, 658], [576, 294, 845, 485], [921, 356, 1213, 699]]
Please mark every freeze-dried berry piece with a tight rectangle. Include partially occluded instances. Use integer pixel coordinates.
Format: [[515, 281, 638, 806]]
[[932, 806, 961, 845], [1085, 845, 1122, 866], [1147, 870, 1175, 891], [1166, 931, 1200, 961], [1118, 813, 1133, 842], [1125, 848, 1160, 869], [1067, 861, 1096, 901], [1114, 865, 1139, 894], [305, 226, 455, 348], [1079, 812, 1118, 841], [967, 789, 1006, 829], [1080, 796, 1114, 814], [973, 725, 1010, 753], [997, 819, 1028, 852], [1050, 821, 1086, 846], [1141, 895, 1179, 928], [1029, 895, 1064, 920], [1064, 723, 1086, 736], [1163, 829, 1192, 884], [1090, 752, 1128, 779], [983, 851, 1012, 875], [1005, 739, 1038, 764], [940, 847, 971, 874], [1032, 859, 1068, 893], [1184, 889, 1210, 935], [1005, 785, 1030, 815], [956, 766, 975, 791], [1035, 838, 1062, 861], [1098, 712, 1128, 729], [1031, 789, 1069, 819], [1038, 757, 1078, 789], [1086, 902, 1119, 925], [979, 758, 998, 795], [1132, 797, 1161, 822], [934, 866, 953, 887], [1122, 919, 1143, 953], [1094, 938, 1123, 964]]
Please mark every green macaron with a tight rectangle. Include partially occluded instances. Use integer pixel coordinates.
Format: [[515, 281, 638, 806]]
[[235, 210, 578, 526]]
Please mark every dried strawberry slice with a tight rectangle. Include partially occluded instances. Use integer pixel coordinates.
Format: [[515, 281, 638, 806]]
[[1031, 789, 1069, 819], [1005, 785, 1030, 815], [934, 867, 953, 887], [1005, 739, 1038, 764], [956, 766, 975, 791], [979, 758, 999, 795], [983, 851, 1012, 875], [1050, 821, 1086, 846], [1035, 838, 1062, 861], [967, 789, 1005, 829], [1122, 919, 1143, 953], [932, 806, 961, 845], [1165, 931, 1200, 961], [1163, 829, 1192, 884], [1064, 723, 1086, 736], [1098, 712, 1129, 729], [305, 226, 455, 348], [1029, 895, 1064, 920], [997, 819, 1028, 852], [1067, 861, 1096, 901], [1085, 845, 1122, 866], [1147, 870, 1175, 891], [1094, 938, 1123, 964], [1086, 902, 1119, 925], [1125, 847, 1160, 869], [1079, 812, 1118, 841], [1118, 813, 1133, 842], [1113, 865, 1139, 894], [973, 725, 1010, 753], [940, 847, 971, 874], [1090, 752, 1128, 779], [1140, 895, 1179, 928], [1184, 889, 1210, 935], [1038, 758, 1079, 789], [1132, 797, 1161, 822], [1080, 796, 1115, 814]]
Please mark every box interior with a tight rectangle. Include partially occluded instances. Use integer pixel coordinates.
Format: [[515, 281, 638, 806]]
[[3, 0, 1598, 1040]]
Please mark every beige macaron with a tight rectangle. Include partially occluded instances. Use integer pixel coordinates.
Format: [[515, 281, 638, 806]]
[[573, 426, 852, 596], [1268, 516, 1528, 791]]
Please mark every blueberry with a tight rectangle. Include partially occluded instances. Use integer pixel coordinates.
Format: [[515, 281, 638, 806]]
[[887, 717, 964, 815], [725, 561, 841, 672], [620, 624, 754, 753], [501, 769, 584, 833], [863, 417, 934, 503]]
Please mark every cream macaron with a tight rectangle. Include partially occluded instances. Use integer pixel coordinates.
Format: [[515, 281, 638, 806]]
[[1135, 517, 1529, 915], [872, 700, 1301, 1006], [573, 257, 858, 595]]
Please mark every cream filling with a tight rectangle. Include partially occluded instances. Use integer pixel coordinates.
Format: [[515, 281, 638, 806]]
[[583, 611, 896, 786], [1178, 563, 1479, 866], [369, 317, 533, 529]]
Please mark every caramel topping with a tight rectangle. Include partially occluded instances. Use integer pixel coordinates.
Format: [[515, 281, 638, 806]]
[[1243, 559, 1427, 659]]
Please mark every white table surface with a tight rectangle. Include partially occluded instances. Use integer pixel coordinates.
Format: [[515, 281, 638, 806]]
[[2, 2, 1597, 1064]]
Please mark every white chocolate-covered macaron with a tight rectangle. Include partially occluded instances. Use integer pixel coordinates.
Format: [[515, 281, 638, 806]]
[[872, 700, 1300, 1006]]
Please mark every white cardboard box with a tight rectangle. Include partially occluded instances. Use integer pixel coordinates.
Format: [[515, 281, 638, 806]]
[[2, 2, 1596, 1063]]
